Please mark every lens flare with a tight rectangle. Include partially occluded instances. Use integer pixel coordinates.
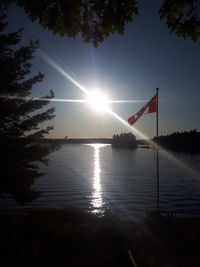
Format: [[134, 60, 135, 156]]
[[88, 90, 109, 113]]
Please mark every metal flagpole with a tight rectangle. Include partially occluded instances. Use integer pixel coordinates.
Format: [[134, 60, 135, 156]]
[[156, 87, 159, 214]]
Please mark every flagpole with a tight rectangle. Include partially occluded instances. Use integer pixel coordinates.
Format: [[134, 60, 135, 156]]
[[156, 87, 159, 214]]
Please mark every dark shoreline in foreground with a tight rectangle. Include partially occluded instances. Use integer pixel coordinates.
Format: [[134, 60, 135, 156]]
[[1, 207, 200, 267]]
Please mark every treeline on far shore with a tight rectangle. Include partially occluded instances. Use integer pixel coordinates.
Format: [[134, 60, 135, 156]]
[[39, 138, 112, 144], [154, 130, 200, 152]]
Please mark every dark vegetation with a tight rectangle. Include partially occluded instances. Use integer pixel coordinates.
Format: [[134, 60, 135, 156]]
[[159, 0, 200, 42], [0, 4, 58, 203], [3, 0, 200, 46], [4, 0, 138, 47], [154, 130, 200, 153], [112, 133, 137, 149], [1, 208, 200, 267]]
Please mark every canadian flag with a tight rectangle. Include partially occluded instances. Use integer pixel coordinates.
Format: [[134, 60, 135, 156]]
[[128, 94, 157, 125]]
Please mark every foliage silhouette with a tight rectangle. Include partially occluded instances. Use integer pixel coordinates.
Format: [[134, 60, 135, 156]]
[[3, 1, 200, 46], [112, 132, 137, 149], [4, 0, 138, 47], [154, 130, 200, 152], [160, 0, 200, 42], [0, 3, 58, 203]]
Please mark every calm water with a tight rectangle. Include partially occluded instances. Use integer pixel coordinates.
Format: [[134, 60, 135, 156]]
[[2, 144, 200, 221]]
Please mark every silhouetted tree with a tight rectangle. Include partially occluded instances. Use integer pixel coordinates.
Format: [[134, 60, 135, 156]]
[[3, 1, 200, 46], [0, 4, 57, 203], [112, 132, 137, 149]]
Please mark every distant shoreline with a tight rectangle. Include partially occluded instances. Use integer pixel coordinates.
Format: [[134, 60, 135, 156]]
[[41, 138, 113, 144], [40, 138, 149, 146], [39, 138, 151, 148], [40, 137, 200, 153]]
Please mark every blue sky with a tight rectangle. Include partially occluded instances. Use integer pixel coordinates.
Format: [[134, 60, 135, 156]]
[[7, 1, 200, 139]]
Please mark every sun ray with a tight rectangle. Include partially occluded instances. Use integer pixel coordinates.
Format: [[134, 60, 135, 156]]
[[0, 95, 88, 103], [38, 50, 90, 96], [38, 51, 146, 104], [0, 95, 146, 104], [108, 100, 146, 103]]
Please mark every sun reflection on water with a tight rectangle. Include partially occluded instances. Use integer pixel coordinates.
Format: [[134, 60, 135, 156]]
[[88, 144, 109, 214]]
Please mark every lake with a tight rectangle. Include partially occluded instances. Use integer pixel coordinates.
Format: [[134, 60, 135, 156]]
[[2, 144, 200, 221]]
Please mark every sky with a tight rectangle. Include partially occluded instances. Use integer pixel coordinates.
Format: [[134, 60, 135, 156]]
[[7, 1, 200, 139]]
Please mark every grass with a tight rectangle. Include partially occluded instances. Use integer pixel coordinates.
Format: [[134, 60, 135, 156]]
[[0, 208, 200, 266]]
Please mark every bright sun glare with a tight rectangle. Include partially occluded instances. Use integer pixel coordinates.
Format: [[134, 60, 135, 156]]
[[88, 90, 109, 113]]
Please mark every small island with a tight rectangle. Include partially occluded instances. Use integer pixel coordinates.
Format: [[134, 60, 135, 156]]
[[112, 132, 137, 149]]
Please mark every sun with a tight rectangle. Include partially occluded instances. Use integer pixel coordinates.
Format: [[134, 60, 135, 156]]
[[88, 90, 109, 113]]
